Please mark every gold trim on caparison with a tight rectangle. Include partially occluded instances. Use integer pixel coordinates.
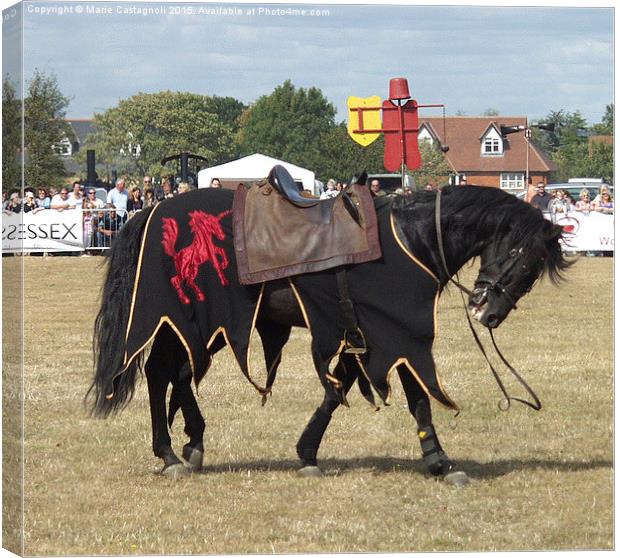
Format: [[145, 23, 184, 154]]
[[287, 278, 312, 330], [203, 289, 275, 398], [429, 287, 454, 405], [124, 203, 162, 344], [387, 356, 459, 411], [121, 204, 273, 398], [390, 212, 439, 283], [245, 282, 266, 382], [109, 315, 196, 400]]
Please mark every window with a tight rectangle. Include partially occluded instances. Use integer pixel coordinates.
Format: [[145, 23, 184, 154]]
[[484, 137, 500, 154], [500, 173, 525, 189], [52, 138, 73, 157]]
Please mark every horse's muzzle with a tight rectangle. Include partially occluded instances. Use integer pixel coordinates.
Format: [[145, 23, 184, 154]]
[[468, 287, 488, 322]]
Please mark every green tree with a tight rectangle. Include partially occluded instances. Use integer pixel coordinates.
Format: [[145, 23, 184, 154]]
[[583, 141, 613, 182], [533, 107, 613, 182], [590, 103, 614, 135], [23, 70, 73, 188], [483, 108, 500, 116], [532, 109, 588, 154], [80, 91, 241, 181], [204, 96, 245, 133], [409, 140, 452, 187], [2, 76, 22, 191], [551, 140, 589, 181], [238, 80, 336, 171], [315, 123, 385, 182]]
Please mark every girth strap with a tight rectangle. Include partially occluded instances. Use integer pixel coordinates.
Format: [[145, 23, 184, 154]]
[[335, 267, 367, 355]]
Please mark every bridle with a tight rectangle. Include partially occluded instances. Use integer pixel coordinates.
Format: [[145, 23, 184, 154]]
[[473, 247, 526, 311], [434, 189, 541, 411], [435, 189, 526, 309]]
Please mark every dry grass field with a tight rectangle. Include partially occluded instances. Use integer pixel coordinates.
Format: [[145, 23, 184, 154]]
[[5, 254, 614, 554]]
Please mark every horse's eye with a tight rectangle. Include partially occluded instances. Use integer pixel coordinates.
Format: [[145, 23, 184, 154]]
[[522, 265, 528, 271]]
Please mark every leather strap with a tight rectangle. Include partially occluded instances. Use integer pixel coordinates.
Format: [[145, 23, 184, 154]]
[[335, 268, 367, 355], [434, 188, 541, 411]]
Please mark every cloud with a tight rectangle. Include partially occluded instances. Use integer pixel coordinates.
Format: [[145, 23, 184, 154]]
[[11, 3, 614, 125]]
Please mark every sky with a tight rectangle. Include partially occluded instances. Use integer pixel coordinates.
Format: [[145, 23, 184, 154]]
[[1, 1, 615, 126]]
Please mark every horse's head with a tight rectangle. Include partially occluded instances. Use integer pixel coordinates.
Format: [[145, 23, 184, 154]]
[[469, 217, 568, 329]]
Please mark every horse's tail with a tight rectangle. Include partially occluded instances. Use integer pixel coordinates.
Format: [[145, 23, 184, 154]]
[[161, 217, 178, 258], [88, 207, 154, 418]]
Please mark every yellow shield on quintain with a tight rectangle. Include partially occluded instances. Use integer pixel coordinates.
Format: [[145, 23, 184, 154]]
[[347, 96, 382, 147]]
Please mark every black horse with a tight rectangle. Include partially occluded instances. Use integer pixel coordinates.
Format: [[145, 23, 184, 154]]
[[88, 184, 569, 485]]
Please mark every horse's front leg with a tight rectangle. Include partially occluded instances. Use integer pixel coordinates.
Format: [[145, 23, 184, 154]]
[[145, 325, 189, 478], [397, 365, 469, 486]]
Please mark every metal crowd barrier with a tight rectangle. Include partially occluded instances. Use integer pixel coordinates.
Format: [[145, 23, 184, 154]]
[[82, 207, 131, 251]]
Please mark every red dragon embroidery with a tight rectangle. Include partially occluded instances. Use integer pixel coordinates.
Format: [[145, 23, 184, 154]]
[[161, 210, 232, 304]]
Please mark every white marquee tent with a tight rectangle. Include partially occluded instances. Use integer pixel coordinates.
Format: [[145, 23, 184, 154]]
[[197, 153, 316, 191]]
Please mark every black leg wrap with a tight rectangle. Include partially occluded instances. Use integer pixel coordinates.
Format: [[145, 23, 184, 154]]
[[296, 407, 333, 466], [418, 425, 455, 476]]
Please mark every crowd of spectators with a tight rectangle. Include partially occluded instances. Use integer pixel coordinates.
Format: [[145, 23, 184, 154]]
[[5, 176, 614, 255], [529, 182, 614, 214], [2, 175, 202, 253]]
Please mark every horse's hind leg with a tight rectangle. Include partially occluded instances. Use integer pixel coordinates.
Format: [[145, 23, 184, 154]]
[[168, 366, 205, 472], [397, 365, 469, 486], [296, 355, 358, 477], [145, 324, 189, 478]]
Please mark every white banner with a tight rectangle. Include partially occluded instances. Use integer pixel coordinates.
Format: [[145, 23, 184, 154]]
[[2, 209, 84, 253], [547, 211, 614, 252]]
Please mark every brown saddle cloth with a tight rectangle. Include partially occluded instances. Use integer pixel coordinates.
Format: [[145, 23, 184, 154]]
[[232, 179, 381, 285]]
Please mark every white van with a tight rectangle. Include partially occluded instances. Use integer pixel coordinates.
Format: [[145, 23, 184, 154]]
[[567, 178, 607, 185]]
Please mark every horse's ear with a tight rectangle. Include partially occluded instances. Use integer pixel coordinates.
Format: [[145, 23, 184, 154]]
[[350, 170, 367, 186]]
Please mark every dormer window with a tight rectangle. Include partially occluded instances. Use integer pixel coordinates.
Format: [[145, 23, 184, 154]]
[[418, 126, 435, 145], [480, 125, 504, 156]]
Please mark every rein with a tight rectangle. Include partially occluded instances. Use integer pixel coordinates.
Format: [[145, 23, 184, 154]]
[[434, 189, 541, 411]]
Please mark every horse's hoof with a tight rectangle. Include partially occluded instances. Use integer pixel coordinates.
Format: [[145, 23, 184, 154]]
[[444, 470, 470, 487], [297, 466, 323, 478], [182, 447, 203, 472], [161, 463, 190, 479]]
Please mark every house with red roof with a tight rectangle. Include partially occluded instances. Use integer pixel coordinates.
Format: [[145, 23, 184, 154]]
[[419, 116, 556, 194]]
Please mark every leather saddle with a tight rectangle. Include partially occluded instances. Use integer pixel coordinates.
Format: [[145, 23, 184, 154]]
[[268, 165, 366, 225], [268, 165, 320, 208], [232, 166, 381, 285]]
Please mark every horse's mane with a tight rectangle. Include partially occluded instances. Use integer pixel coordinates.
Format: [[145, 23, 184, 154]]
[[391, 185, 572, 284]]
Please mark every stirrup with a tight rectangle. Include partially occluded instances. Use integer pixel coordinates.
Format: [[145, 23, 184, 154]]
[[343, 327, 368, 355]]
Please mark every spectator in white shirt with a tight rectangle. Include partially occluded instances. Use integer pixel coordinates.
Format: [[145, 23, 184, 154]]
[[68, 181, 83, 209], [320, 179, 339, 200], [50, 187, 71, 211], [107, 178, 129, 211]]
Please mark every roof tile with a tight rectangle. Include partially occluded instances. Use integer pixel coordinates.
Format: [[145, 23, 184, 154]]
[[420, 116, 556, 173]]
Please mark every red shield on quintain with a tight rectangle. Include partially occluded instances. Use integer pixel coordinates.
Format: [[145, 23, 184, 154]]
[[382, 99, 421, 172], [161, 210, 232, 305]]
